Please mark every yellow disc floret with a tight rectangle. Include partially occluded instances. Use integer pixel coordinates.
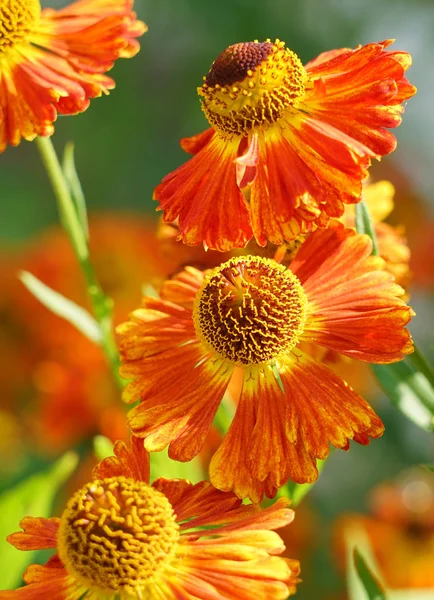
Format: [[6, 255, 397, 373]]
[[193, 256, 308, 365], [0, 0, 40, 53], [198, 39, 308, 137], [57, 476, 180, 595]]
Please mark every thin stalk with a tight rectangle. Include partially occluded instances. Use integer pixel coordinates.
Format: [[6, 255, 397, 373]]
[[355, 198, 379, 255], [409, 344, 434, 390], [35, 136, 122, 387]]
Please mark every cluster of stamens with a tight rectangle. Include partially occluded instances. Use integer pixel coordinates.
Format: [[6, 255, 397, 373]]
[[198, 39, 308, 137], [0, 0, 40, 52], [57, 477, 180, 595], [193, 257, 307, 365]]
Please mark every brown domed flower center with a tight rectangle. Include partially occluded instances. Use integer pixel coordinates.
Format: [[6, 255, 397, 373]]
[[0, 0, 40, 52], [193, 257, 307, 365], [198, 39, 307, 137], [57, 476, 180, 595]]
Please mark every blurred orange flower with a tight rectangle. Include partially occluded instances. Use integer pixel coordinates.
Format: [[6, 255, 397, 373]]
[[336, 471, 434, 589], [0, 213, 173, 454], [117, 224, 413, 501], [0, 0, 146, 151], [3, 438, 300, 599], [155, 39, 415, 251]]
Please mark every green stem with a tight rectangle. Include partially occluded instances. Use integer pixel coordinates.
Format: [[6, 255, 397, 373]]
[[409, 344, 434, 389], [355, 198, 379, 255], [35, 136, 122, 387]]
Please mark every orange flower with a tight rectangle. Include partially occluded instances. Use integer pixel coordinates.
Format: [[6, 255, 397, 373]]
[[2, 437, 300, 599], [154, 39, 415, 251], [117, 223, 413, 501], [0, 0, 146, 151], [1, 213, 172, 454], [335, 471, 434, 589]]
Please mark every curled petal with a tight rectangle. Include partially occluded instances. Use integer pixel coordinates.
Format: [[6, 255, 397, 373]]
[[7, 517, 60, 551], [93, 436, 150, 483]]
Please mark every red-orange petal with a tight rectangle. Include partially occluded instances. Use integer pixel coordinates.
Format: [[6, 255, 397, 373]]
[[291, 223, 414, 362], [154, 132, 253, 251], [211, 353, 384, 500], [153, 478, 246, 528], [93, 436, 150, 482], [7, 517, 60, 551], [304, 40, 416, 157], [249, 130, 368, 246], [0, 574, 73, 599], [180, 128, 215, 154], [127, 346, 233, 461]]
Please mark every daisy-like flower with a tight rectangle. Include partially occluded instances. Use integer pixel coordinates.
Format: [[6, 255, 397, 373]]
[[0, 0, 146, 151], [154, 38, 416, 251], [2, 437, 300, 599], [117, 223, 413, 502]]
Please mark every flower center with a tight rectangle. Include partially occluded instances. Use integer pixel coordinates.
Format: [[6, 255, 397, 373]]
[[57, 476, 180, 595], [193, 257, 307, 365], [0, 0, 40, 53], [198, 39, 307, 137]]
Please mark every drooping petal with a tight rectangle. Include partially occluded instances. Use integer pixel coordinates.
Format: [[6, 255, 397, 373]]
[[7, 517, 60, 551], [127, 347, 233, 461], [249, 129, 366, 245], [291, 223, 414, 362], [211, 353, 383, 500], [154, 132, 253, 251]]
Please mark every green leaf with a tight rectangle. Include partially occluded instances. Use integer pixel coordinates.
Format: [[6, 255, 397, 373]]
[[150, 448, 205, 484], [278, 458, 326, 507], [355, 199, 379, 255], [353, 547, 387, 600], [388, 591, 434, 599], [0, 452, 78, 590], [372, 361, 434, 432], [19, 270, 103, 345], [213, 391, 236, 435], [345, 526, 388, 600], [62, 142, 88, 239], [421, 464, 434, 473], [93, 435, 114, 461]]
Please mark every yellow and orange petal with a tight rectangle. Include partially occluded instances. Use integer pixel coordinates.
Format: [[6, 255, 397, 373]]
[[0, 0, 146, 151], [2, 440, 300, 599], [154, 38, 416, 250], [117, 224, 413, 500]]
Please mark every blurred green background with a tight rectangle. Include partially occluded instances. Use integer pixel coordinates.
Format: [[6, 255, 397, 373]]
[[1, 0, 434, 598]]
